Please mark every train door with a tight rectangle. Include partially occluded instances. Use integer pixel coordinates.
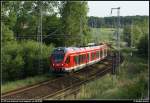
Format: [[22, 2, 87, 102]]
[[65, 55, 70, 68], [86, 52, 90, 63], [69, 55, 74, 67]]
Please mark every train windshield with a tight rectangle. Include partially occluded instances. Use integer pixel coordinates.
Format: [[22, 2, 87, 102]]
[[52, 53, 65, 63]]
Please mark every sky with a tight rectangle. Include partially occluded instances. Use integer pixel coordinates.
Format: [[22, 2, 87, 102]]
[[88, 1, 149, 17]]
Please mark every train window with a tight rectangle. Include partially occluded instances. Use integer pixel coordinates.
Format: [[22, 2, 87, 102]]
[[92, 52, 95, 60], [82, 55, 84, 62], [87, 53, 89, 61], [52, 53, 65, 63], [83, 54, 86, 62], [82, 54, 85, 62], [74, 56, 79, 65], [79, 55, 81, 64], [89, 53, 90, 61], [65, 56, 70, 64], [96, 51, 99, 58], [80, 54, 84, 63], [79, 55, 82, 64]]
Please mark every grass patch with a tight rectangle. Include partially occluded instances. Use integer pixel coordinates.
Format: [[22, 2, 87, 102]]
[[90, 28, 123, 43], [76, 49, 148, 99], [1, 73, 54, 94], [90, 28, 114, 42]]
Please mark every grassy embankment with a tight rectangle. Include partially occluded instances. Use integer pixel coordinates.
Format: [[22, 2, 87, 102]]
[[1, 73, 55, 94]]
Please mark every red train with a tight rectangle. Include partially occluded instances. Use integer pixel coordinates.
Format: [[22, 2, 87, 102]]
[[49, 43, 108, 72]]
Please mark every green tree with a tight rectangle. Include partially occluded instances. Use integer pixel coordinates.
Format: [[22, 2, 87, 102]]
[[131, 17, 149, 48], [123, 25, 131, 47], [59, 1, 90, 46], [2, 1, 59, 40], [42, 14, 62, 46], [1, 23, 15, 43], [2, 41, 24, 81], [137, 34, 148, 57]]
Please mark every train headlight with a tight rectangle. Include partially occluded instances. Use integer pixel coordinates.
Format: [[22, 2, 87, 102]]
[[62, 64, 63, 66]]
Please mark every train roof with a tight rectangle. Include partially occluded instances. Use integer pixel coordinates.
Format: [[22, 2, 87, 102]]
[[53, 44, 107, 54]]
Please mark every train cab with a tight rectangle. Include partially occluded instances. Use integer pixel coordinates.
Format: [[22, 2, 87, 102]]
[[50, 48, 66, 72], [50, 47, 72, 72]]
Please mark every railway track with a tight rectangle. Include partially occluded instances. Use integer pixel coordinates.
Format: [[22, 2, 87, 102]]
[[53, 53, 124, 100], [1, 54, 123, 100]]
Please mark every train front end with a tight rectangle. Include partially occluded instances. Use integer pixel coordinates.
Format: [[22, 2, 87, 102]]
[[50, 48, 66, 73]]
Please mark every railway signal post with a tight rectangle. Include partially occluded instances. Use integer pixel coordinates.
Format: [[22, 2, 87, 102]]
[[110, 7, 121, 75], [112, 52, 116, 75]]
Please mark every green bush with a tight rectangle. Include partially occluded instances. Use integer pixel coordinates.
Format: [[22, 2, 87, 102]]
[[2, 41, 24, 81], [21, 40, 54, 78], [137, 34, 148, 57], [2, 40, 54, 82], [119, 72, 148, 99], [2, 23, 15, 43]]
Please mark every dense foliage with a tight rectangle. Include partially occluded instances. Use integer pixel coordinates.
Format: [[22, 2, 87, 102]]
[[88, 16, 148, 28], [59, 1, 91, 46], [1, 1, 91, 47], [123, 25, 131, 47], [122, 17, 148, 57], [2, 39, 54, 81]]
